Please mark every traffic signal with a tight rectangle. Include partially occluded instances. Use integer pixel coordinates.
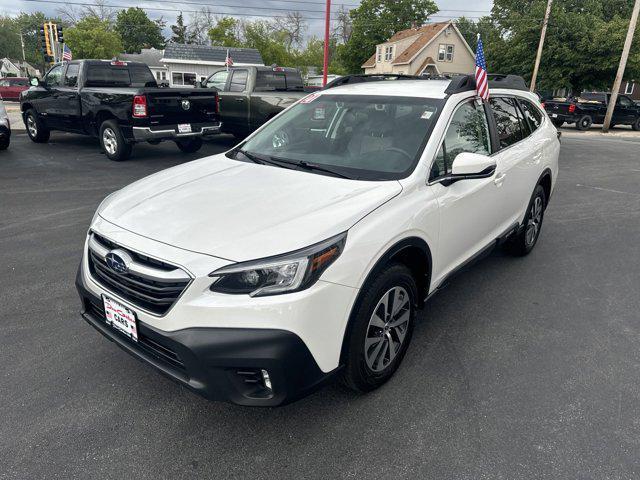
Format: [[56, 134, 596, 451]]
[[56, 25, 64, 44], [39, 24, 49, 56]]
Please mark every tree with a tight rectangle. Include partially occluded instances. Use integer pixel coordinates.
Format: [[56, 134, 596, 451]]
[[208, 17, 241, 47], [274, 12, 307, 49], [242, 20, 291, 66], [0, 13, 54, 66], [115, 8, 164, 53], [341, 0, 439, 73], [333, 6, 353, 44], [170, 12, 196, 44], [58, 0, 115, 25], [65, 16, 123, 59]]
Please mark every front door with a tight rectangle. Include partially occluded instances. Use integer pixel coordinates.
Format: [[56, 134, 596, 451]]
[[57, 62, 82, 131], [38, 64, 65, 129], [220, 69, 250, 131], [614, 95, 636, 124], [429, 98, 505, 280]]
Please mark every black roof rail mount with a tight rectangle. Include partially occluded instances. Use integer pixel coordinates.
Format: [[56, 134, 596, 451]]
[[323, 74, 425, 90], [487, 74, 529, 91], [444, 75, 476, 95]]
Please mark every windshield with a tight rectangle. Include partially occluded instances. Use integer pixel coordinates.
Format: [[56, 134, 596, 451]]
[[235, 94, 443, 180]]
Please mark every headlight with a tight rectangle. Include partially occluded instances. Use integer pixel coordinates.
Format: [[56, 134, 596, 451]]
[[209, 232, 347, 297]]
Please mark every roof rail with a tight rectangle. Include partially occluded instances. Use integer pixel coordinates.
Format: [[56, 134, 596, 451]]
[[323, 73, 425, 90]]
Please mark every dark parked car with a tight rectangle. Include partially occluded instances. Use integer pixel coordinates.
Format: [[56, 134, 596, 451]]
[[200, 66, 307, 138], [20, 60, 221, 161], [0, 77, 30, 101], [0, 98, 10, 150], [543, 92, 640, 131]]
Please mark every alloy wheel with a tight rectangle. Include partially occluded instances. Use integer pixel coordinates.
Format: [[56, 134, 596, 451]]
[[102, 128, 117, 155], [525, 196, 543, 246], [27, 115, 37, 137], [364, 286, 411, 373]]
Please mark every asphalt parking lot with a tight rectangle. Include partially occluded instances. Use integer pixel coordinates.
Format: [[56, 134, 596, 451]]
[[1, 132, 640, 479]]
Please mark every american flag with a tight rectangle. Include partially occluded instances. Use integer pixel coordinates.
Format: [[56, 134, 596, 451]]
[[62, 44, 72, 61], [225, 49, 233, 69], [475, 36, 489, 100]]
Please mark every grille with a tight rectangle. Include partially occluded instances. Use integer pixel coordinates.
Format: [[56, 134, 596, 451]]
[[86, 300, 185, 371], [87, 232, 191, 315]]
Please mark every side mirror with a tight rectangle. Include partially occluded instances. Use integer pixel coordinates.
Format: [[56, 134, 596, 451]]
[[439, 152, 496, 186], [30, 77, 40, 87]]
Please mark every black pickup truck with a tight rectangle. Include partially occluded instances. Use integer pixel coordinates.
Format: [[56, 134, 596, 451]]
[[543, 92, 640, 131], [20, 60, 221, 161], [200, 66, 307, 138]]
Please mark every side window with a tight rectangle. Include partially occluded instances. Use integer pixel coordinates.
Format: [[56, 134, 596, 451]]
[[519, 99, 543, 131], [64, 64, 80, 87], [431, 100, 491, 180], [255, 71, 286, 91], [45, 65, 63, 87], [618, 96, 633, 107], [490, 97, 526, 149], [205, 71, 229, 91], [229, 70, 248, 92]]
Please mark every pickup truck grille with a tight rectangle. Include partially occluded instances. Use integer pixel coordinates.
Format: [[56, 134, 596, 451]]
[[87, 232, 191, 315]]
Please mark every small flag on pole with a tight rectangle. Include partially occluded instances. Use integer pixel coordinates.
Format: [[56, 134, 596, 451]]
[[62, 44, 72, 61], [475, 35, 489, 100], [225, 49, 233, 69]]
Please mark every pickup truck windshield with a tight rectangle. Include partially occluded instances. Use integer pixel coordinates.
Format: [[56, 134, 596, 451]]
[[238, 94, 442, 180], [85, 64, 156, 87]]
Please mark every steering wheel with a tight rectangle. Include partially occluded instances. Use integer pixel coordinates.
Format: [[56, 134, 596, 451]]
[[381, 147, 413, 162]]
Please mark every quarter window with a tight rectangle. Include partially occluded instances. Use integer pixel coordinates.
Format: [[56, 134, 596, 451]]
[[490, 97, 527, 149], [519, 99, 543, 131], [431, 100, 491, 180], [229, 69, 248, 92]]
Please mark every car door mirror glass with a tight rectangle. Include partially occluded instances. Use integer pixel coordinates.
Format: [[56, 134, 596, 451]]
[[451, 152, 496, 176], [30, 77, 39, 87]]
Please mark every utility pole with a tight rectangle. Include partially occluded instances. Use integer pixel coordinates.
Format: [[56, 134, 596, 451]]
[[603, 0, 640, 132], [323, 0, 331, 86], [530, 0, 553, 93], [19, 32, 27, 77]]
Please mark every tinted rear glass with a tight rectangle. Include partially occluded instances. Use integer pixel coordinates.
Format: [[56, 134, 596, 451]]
[[86, 64, 156, 87], [255, 71, 303, 91]]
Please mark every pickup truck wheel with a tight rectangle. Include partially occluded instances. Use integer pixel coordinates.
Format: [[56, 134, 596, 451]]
[[633, 119, 640, 131], [175, 137, 203, 153], [505, 185, 546, 256], [100, 120, 132, 161], [0, 133, 9, 150], [576, 115, 593, 131], [24, 109, 50, 143], [342, 264, 417, 393]]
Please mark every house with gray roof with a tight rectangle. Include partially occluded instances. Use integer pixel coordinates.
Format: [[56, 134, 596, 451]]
[[160, 43, 264, 87], [119, 48, 168, 85]]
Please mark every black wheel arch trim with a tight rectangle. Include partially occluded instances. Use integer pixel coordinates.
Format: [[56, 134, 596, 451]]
[[536, 167, 553, 207]]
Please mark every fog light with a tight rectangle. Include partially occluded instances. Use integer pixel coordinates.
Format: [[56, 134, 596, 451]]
[[261, 369, 272, 391]]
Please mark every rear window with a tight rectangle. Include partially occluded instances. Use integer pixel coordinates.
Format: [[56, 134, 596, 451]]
[[10, 78, 29, 86], [85, 64, 156, 87], [255, 70, 304, 92]]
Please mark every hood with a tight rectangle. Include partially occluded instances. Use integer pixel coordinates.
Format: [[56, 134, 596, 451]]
[[99, 154, 402, 261]]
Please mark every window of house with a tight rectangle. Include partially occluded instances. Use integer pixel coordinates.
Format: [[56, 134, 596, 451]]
[[438, 44, 455, 62], [446, 45, 455, 62], [384, 46, 394, 61], [431, 100, 491, 180], [490, 97, 527, 149], [64, 63, 79, 87], [172, 72, 197, 86], [229, 69, 248, 92], [376, 46, 382, 63], [624, 82, 635, 95]]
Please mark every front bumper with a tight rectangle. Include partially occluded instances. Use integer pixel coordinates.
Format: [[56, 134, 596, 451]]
[[76, 266, 340, 407], [130, 122, 222, 142]]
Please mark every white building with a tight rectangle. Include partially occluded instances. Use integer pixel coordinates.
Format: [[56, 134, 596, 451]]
[[160, 44, 264, 87]]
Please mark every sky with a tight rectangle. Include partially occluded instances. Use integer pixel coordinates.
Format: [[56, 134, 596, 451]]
[[1, 0, 495, 39]]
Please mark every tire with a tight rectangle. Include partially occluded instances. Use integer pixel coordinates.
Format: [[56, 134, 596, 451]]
[[632, 119, 640, 131], [551, 119, 564, 128], [147, 139, 162, 145], [505, 184, 546, 256], [24, 109, 50, 143], [0, 133, 9, 150], [576, 115, 593, 131], [175, 137, 203, 153], [342, 263, 418, 393], [99, 120, 132, 161]]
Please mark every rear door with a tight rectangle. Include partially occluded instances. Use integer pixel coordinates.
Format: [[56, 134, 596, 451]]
[[429, 98, 505, 277], [221, 69, 250, 130]]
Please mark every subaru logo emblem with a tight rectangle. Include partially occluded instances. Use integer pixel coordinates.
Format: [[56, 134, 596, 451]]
[[105, 249, 132, 274], [181, 99, 191, 110]]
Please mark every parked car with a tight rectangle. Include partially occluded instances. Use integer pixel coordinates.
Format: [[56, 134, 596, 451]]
[[20, 60, 221, 161], [0, 77, 30, 101], [200, 66, 307, 138], [0, 98, 10, 150], [543, 92, 640, 130], [76, 74, 559, 406]]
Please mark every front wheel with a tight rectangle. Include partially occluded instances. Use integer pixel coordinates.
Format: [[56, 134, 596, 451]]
[[99, 120, 132, 161], [24, 109, 50, 143], [175, 137, 203, 153], [342, 264, 417, 393], [505, 185, 546, 256]]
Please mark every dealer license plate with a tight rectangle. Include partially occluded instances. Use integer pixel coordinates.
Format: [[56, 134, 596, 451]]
[[103, 295, 138, 342], [178, 123, 192, 133]]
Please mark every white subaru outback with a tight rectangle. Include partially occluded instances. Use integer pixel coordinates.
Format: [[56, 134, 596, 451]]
[[76, 75, 560, 406]]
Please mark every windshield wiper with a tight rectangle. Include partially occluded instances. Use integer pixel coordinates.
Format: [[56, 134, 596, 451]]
[[234, 149, 296, 170], [266, 156, 353, 179]]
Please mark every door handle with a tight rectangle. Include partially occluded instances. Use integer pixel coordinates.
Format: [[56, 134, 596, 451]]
[[235, 98, 245, 102], [494, 172, 507, 185]]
